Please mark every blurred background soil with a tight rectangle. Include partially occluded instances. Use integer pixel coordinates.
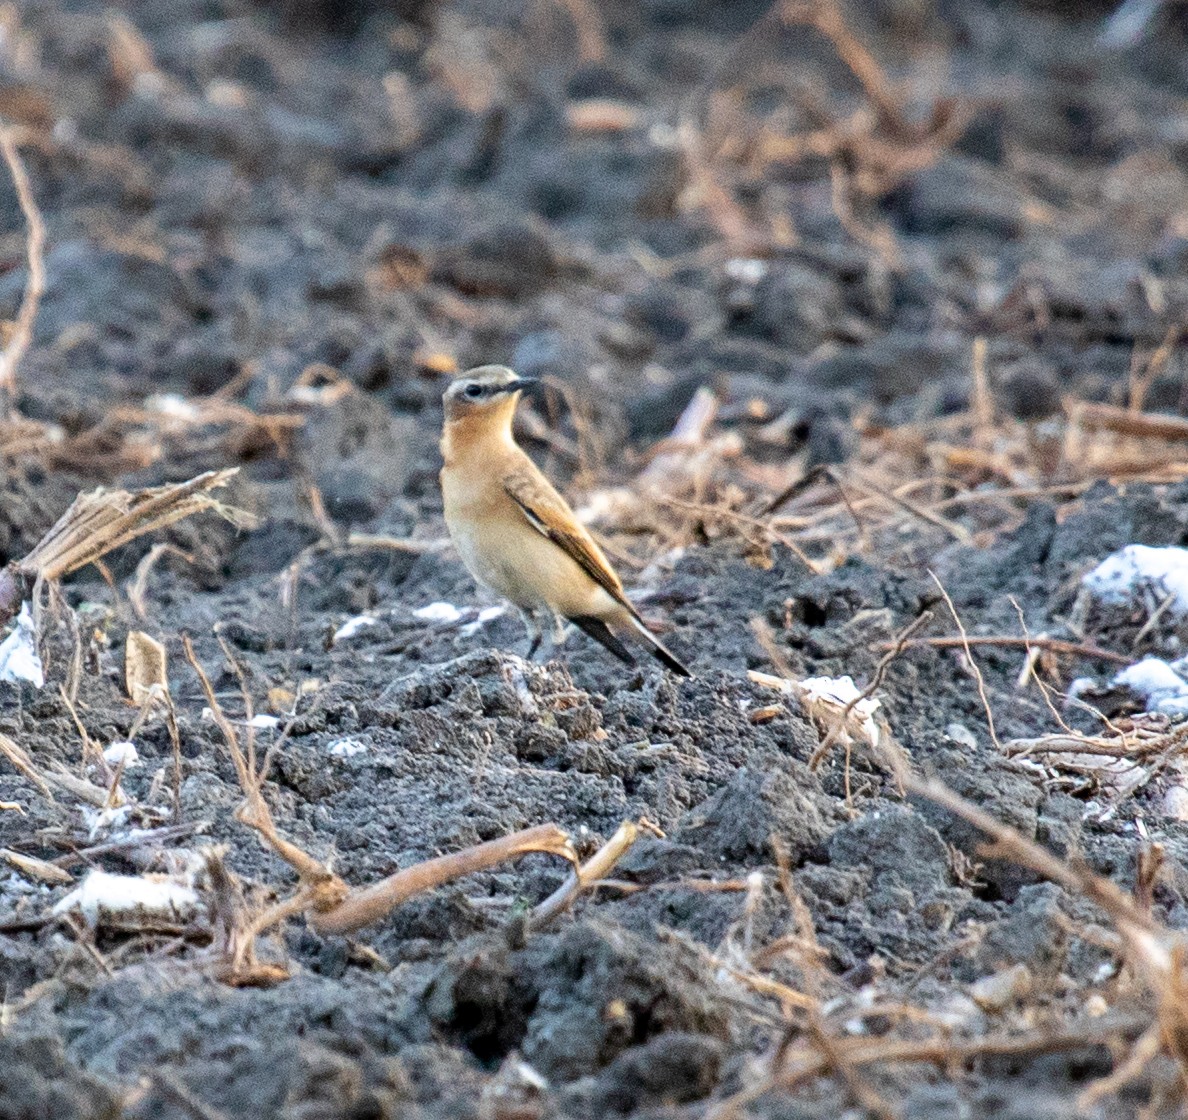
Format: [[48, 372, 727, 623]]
[[2, 0, 1188, 1117]]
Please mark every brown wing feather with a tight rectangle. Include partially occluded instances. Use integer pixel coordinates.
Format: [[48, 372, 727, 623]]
[[502, 466, 633, 613]]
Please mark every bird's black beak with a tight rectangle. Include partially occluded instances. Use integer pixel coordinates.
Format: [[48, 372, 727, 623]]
[[507, 376, 540, 393]]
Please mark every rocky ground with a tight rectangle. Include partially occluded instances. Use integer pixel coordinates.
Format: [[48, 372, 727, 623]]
[[2, 0, 1188, 1117]]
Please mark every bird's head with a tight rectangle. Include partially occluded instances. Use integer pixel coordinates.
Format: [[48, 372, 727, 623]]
[[443, 365, 538, 424]]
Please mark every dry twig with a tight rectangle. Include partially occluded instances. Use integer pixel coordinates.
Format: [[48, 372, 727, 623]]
[[0, 121, 45, 404], [905, 773, 1188, 1096], [312, 824, 576, 936], [531, 819, 641, 930], [929, 571, 1001, 749], [882, 633, 1132, 665]]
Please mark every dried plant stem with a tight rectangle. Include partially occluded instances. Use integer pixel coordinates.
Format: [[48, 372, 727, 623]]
[[659, 495, 822, 573], [883, 633, 1131, 665], [0, 734, 53, 801], [531, 819, 639, 930], [778, 1017, 1149, 1089], [342, 532, 451, 554], [556, 0, 605, 62], [850, 470, 971, 543], [971, 336, 994, 440], [929, 571, 1000, 749], [712, 1015, 1148, 1119], [770, 838, 895, 1118], [311, 824, 576, 936], [1077, 1022, 1164, 1111], [185, 636, 576, 954], [0, 733, 113, 806], [126, 543, 195, 620], [22, 470, 251, 582], [1126, 326, 1180, 413], [778, 0, 905, 132], [1, 470, 253, 627], [750, 617, 796, 679], [0, 122, 45, 403], [1072, 399, 1188, 442], [50, 821, 204, 870], [182, 634, 337, 889], [152, 1068, 234, 1120]]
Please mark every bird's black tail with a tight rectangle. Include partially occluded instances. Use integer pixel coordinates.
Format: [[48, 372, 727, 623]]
[[569, 616, 636, 666], [570, 614, 693, 678], [627, 615, 693, 677]]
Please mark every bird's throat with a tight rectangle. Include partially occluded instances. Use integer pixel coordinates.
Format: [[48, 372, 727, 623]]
[[441, 404, 517, 467]]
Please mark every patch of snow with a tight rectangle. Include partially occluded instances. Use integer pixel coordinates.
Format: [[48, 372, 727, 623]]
[[1113, 656, 1186, 696], [1067, 677, 1096, 700], [201, 709, 280, 730], [944, 722, 978, 749], [81, 804, 133, 839], [1083, 544, 1188, 613], [54, 869, 199, 928], [103, 741, 140, 769], [725, 257, 768, 284], [799, 675, 881, 745], [413, 601, 505, 634], [144, 392, 200, 420], [332, 614, 378, 644], [461, 604, 506, 635], [1111, 656, 1188, 715], [414, 601, 463, 623], [0, 603, 43, 688]]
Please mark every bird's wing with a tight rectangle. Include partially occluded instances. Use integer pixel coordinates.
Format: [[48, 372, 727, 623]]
[[503, 464, 632, 611]]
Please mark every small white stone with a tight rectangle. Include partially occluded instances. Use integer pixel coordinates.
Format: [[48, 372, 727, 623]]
[[328, 737, 368, 758]]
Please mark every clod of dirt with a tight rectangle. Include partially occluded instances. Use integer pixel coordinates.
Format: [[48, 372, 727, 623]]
[[916, 750, 1045, 899], [998, 357, 1064, 421], [883, 153, 1028, 240], [425, 920, 731, 1082], [295, 390, 422, 524], [748, 261, 848, 351], [622, 282, 717, 344], [674, 765, 835, 865], [616, 837, 703, 883], [826, 804, 952, 893], [572, 1030, 725, 1115], [0, 1035, 120, 1120], [809, 329, 967, 413], [432, 218, 563, 298], [972, 882, 1070, 981]]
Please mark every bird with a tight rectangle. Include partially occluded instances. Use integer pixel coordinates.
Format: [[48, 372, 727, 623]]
[[439, 365, 691, 676]]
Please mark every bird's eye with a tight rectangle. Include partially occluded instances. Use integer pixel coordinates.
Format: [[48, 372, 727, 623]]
[[464, 383, 484, 399]]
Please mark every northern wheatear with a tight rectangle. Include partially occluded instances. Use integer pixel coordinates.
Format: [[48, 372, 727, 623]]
[[440, 365, 691, 676]]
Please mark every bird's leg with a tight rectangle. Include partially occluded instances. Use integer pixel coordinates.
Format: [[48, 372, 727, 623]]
[[551, 612, 568, 647], [519, 608, 544, 660]]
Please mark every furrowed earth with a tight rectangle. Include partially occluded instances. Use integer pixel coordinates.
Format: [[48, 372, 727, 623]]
[[2, 1, 1188, 1117]]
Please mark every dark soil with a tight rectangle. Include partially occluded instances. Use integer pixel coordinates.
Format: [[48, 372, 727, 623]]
[[2, 1, 1188, 1117]]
